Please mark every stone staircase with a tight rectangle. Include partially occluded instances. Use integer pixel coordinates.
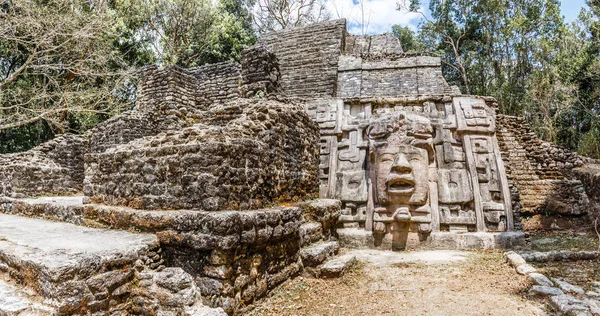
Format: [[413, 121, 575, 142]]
[[0, 196, 357, 314], [297, 200, 356, 278], [0, 213, 225, 316]]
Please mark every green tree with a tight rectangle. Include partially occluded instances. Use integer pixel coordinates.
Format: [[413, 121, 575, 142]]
[[199, 0, 257, 64], [0, 0, 131, 135], [391, 25, 425, 52]]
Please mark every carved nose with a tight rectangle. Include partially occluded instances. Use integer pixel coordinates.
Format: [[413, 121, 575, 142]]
[[391, 153, 412, 173]]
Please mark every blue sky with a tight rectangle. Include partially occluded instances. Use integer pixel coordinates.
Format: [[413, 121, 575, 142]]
[[327, 0, 591, 35], [561, 0, 588, 22]]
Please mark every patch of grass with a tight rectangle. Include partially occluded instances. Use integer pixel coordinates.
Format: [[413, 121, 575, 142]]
[[530, 231, 599, 252], [533, 259, 600, 290]]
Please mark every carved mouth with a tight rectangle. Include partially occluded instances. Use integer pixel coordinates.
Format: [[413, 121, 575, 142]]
[[386, 175, 415, 195]]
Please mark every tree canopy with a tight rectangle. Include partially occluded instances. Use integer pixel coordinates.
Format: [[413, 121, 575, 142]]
[[1, 0, 598, 159], [396, 0, 600, 157]]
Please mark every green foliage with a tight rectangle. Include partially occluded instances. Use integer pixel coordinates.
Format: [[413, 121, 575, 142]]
[[0, 0, 257, 152], [0, 0, 133, 152], [0, 122, 54, 154], [404, 0, 600, 158], [198, 0, 257, 64], [391, 25, 424, 52], [578, 128, 600, 158]]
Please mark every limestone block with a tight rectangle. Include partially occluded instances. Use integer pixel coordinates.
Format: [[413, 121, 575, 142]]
[[529, 285, 564, 296], [528, 273, 554, 287], [554, 279, 586, 295], [516, 264, 537, 275], [300, 241, 340, 267], [437, 169, 474, 204], [320, 254, 357, 278], [550, 295, 593, 316]]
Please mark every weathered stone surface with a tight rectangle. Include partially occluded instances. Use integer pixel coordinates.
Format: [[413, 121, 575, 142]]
[[496, 115, 594, 220], [583, 299, 600, 315], [0, 213, 222, 315], [184, 303, 228, 316], [255, 19, 346, 98], [299, 222, 323, 247], [0, 279, 55, 315], [85, 99, 320, 211], [298, 199, 341, 239], [505, 251, 527, 268], [554, 279, 586, 295], [529, 285, 564, 296], [337, 228, 375, 249], [0, 196, 331, 314], [550, 294, 593, 316], [528, 273, 554, 287], [516, 264, 537, 275], [520, 250, 600, 263], [300, 241, 340, 267], [320, 254, 356, 278], [0, 213, 158, 314], [0, 134, 87, 198], [424, 232, 526, 250]]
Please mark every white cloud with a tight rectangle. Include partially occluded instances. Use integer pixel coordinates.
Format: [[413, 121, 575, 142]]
[[324, 0, 424, 35]]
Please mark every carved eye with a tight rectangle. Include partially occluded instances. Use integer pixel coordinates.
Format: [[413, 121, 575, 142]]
[[347, 181, 360, 189], [379, 154, 394, 163]]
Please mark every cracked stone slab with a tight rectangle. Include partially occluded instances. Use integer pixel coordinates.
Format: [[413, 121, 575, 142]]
[[0, 213, 158, 296], [320, 254, 356, 278], [299, 241, 339, 267]]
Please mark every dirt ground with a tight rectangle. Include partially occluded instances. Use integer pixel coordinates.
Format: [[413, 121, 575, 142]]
[[248, 250, 546, 316]]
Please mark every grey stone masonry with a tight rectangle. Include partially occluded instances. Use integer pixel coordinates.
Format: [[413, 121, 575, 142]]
[[0, 134, 87, 198], [496, 115, 593, 217], [0, 213, 227, 315], [255, 19, 347, 98], [0, 196, 341, 314], [84, 98, 320, 211]]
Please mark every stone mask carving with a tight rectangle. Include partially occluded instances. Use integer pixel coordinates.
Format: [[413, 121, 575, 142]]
[[368, 112, 433, 208]]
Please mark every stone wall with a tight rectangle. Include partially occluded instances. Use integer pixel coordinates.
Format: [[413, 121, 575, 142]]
[[1, 196, 340, 314], [84, 98, 320, 211], [344, 33, 404, 56], [255, 19, 347, 98], [571, 166, 600, 211], [240, 45, 280, 97], [337, 55, 454, 97], [88, 111, 158, 154], [496, 115, 591, 218], [86, 205, 303, 314], [0, 134, 87, 197]]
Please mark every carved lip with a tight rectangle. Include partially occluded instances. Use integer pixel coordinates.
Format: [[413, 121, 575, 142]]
[[386, 175, 415, 195]]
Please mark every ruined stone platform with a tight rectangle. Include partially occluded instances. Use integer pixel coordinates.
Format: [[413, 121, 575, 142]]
[[337, 227, 526, 250], [0, 213, 159, 313], [0, 213, 158, 272]]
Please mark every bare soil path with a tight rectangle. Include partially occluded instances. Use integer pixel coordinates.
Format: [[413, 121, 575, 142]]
[[249, 250, 546, 316]]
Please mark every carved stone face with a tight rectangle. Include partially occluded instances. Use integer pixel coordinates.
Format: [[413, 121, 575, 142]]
[[374, 144, 429, 205], [368, 112, 432, 206]]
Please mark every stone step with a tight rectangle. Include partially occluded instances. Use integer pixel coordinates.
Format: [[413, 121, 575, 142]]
[[299, 222, 323, 247], [0, 213, 158, 314], [299, 241, 339, 267], [320, 254, 356, 278], [0, 278, 55, 315]]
